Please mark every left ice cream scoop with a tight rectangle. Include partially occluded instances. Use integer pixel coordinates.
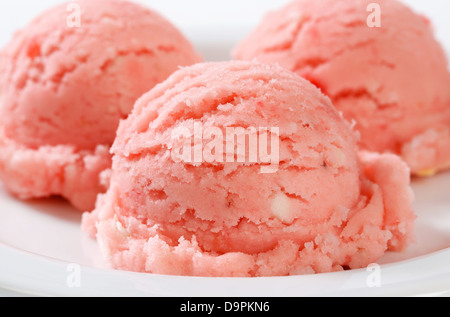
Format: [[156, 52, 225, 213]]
[[0, 0, 202, 211]]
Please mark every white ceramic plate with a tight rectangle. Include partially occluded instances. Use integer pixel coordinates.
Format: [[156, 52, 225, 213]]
[[0, 0, 449, 298], [0, 171, 449, 297]]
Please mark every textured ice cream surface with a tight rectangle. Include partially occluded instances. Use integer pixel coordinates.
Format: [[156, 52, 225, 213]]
[[82, 61, 416, 277], [234, 0, 450, 176], [0, 0, 201, 210]]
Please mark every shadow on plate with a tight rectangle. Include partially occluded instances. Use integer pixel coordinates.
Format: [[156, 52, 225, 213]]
[[2, 190, 82, 223]]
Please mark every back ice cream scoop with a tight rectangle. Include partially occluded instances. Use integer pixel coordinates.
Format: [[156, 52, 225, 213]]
[[234, 0, 450, 176]]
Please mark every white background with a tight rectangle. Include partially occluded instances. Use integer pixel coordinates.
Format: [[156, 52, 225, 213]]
[[0, 0, 449, 61]]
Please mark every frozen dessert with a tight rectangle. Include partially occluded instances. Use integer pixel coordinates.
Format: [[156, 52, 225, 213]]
[[234, 0, 450, 176], [82, 61, 415, 277], [0, 0, 202, 211]]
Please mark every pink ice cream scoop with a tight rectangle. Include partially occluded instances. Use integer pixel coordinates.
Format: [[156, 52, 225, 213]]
[[82, 61, 415, 277], [0, 0, 202, 211], [234, 0, 450, 176]]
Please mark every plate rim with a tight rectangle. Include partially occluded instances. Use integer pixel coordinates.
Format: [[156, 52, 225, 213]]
[[0, 242, 449, 297]]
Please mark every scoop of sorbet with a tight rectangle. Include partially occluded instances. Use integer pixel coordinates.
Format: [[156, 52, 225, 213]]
[[82, 61, 415, 277], [234, 0, 450, 176], [0, 0, 201, 211]]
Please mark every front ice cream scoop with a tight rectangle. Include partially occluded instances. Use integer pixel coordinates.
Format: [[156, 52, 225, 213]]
[[0, 0, 202, 211], [234, 0, 450, 176], [82, 61, 416, 277]]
